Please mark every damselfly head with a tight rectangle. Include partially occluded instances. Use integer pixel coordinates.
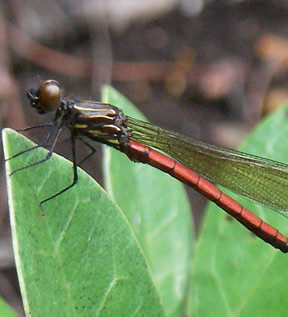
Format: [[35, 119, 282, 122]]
[[27, 80, 61, 114]]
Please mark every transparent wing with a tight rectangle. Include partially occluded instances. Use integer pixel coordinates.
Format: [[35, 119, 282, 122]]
[[127, 116, 288, 214]]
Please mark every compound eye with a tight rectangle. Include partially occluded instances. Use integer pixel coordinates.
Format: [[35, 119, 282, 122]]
[[38, 80, 61, 112]]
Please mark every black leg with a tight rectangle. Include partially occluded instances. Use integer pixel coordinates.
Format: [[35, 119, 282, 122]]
[[17, 122, 53, 132], [77, 137, 97, 166], [6, 121, 57, 161], [9, 124, 64, 176], [39, 133, 79, 211]]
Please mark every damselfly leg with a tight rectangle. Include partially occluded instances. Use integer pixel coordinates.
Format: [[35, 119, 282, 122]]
[[17, 122, 53, 132], [38, 133, 78, 208], [6, 122, 56, 163], [39, 135, 100, 207], [8, 121, 63, 175], [77, 137, 97, 166]]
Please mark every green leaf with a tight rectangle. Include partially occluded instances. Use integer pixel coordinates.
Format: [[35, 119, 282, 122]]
[[0, 297, 17, 317], [102, 87, 194, 316], [189, 105, 288, 316], [3, 128, 163, 316]]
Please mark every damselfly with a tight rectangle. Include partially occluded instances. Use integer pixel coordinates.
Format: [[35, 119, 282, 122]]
[[7, 80, 288, 252]]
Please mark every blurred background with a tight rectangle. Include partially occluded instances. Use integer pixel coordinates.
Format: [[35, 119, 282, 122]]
[[2, 0, 288, 314]]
